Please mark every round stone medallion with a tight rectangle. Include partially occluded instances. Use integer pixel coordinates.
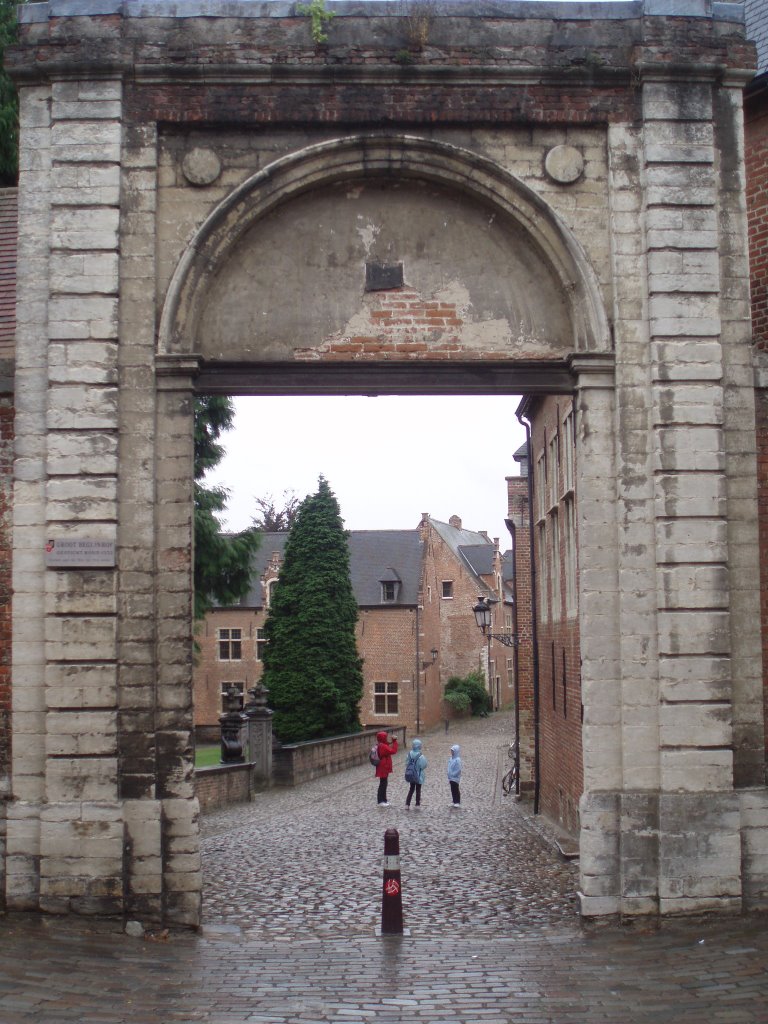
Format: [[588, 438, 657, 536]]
[[182, 147, 222, 186], [544, 145, 584, 185]]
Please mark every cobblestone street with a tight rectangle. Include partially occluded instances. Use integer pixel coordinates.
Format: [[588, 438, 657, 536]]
[[201, 711, 579, 939], [1, 711, 768, 1023]]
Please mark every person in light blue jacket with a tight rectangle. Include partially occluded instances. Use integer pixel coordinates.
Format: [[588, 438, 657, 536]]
[[447, 744, 462, 807], [404, 738, 427, 809]]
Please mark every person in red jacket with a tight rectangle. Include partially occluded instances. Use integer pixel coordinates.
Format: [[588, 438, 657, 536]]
[[375, 731, 398, 806]]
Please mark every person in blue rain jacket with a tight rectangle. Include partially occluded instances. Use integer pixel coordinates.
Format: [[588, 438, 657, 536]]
[[404, 737, 427, 809], [447, 743, 462, 807]]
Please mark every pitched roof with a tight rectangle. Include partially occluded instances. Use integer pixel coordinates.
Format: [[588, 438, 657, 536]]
[[349, 530, 424, 606], [230, 529, 424, 609], [429, 517, 493, 559], [746, 0, 768, 74], [429, 516, 513, 601], [459, 543, 495, 578], [0, 189, 17, 361]]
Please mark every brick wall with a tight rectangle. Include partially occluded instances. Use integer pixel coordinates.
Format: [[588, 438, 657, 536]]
[[194, 608, 264, 738], [422, 520, 504, 711], [528, 395, 583, 837], [507, 472, 534, 791], [747, 88, 768, 762], [195, 763, 253, 813], [357, 605, 418, 733], [748, 99, 768, 354]]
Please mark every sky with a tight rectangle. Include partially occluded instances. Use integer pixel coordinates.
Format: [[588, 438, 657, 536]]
[[204, 395, 529, 548]]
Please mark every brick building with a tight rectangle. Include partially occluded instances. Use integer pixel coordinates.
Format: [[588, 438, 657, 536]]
[[511, 397, 582, 838], [194, 516, 513, 743], [746, 1, 768, 770]]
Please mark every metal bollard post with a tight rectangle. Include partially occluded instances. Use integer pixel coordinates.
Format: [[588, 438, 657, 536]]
[[380, 828, 404, 935]]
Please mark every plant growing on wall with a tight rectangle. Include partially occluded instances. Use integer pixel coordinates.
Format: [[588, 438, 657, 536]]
[[398, 0, 437, 51], [194, 396, 261, 620], [262, 476, 364, 743], [297, 0, 335, 44]]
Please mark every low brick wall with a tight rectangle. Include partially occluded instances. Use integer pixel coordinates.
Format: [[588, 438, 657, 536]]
[[195, 727, 408, 809], [195, 762, 253, 813], [273, 727, 407, 787]]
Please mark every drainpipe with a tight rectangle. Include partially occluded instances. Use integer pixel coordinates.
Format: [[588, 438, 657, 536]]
[[504, 517, 520, 797], [516, 408, 540, 816], [414, 599, 421, 738]]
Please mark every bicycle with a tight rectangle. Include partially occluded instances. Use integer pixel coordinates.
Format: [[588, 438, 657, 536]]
[[501, 740, 518, 796]]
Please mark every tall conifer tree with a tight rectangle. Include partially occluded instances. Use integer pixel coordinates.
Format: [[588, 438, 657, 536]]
[[262, 476, 363, 742], [0, 0, 21, 186], [194, 396, 260, 620]]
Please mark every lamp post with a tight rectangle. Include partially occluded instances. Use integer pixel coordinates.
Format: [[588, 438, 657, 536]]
[[472, 596, 519, 647], [417, 647, 438, 735]]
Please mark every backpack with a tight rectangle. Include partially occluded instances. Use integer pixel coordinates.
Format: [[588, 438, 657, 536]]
[[369, 744, 381, 767], [404, 754, 419, 784]]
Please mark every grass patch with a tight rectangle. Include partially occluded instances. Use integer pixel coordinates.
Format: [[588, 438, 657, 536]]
[[195, 744, 220, 768]]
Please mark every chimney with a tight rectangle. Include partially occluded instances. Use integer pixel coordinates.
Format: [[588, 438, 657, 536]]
[[449, 515, 462, 530], [419, 512, 431, 540]]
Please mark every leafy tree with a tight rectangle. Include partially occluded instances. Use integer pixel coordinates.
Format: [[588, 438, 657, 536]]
[[252, 491, 301, 532], [262, 476, 363, 743], [194, 396, 260, 620], [0, 0, 22, 186], [443, 671, 492, 716]]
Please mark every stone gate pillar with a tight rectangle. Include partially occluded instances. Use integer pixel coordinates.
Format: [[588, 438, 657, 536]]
[[578, 67, 767, 919]]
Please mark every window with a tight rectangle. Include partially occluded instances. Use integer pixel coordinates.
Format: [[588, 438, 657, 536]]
[[255, 627, 267, 661], [562, 649, 567, 718], [374, 681, 399, 715], [562, 410, 575, 496], [538, 522, 548, 623], [218, 627, 242, 661], [535, 451, 547, 522], [221, 681, 244, 712], [551, 510, 561, 622], [564, 496, 578, 617], [551, 641, 556, 709], [548, 432, 560, 510], [381, 581, 397, 602], [442, 580, 454, 599]]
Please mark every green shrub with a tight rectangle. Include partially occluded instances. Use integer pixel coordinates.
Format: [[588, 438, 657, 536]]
[[443, 671, 492, 716]]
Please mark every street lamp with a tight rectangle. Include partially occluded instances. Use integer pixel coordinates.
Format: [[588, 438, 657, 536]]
[[416, 648, 438, 735], [472, 595, 519, 647]]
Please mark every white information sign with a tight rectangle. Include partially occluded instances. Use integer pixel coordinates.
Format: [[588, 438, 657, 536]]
[[45, 538, 116, 569]]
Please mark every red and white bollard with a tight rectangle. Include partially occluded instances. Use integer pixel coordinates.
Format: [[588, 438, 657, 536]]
[[380, 828, 404, 935]]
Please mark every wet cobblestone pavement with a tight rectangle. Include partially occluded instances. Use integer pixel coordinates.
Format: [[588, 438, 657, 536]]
[[2, 710, 768, 1023], [201, 711, 579, 939]]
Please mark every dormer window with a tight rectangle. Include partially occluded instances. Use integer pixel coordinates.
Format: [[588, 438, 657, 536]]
[[379, 568, 401, 604]]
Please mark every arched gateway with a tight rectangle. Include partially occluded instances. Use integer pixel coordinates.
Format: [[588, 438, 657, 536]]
[[2, 0, 766, 927]]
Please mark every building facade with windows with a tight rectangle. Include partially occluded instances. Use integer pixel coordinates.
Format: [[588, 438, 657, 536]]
[[746, 0, 768, 780], [511, 396, 583, 838], [193, 517, 512, 743]]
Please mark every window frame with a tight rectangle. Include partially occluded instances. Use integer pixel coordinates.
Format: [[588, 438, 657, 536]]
[[218, 627, 243, 662], [373, 681, 399, 716]]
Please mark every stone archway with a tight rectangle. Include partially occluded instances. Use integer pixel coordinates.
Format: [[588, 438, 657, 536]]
[[153, 132, 619, 928], [4, 1, 766, 928], [158, 134, 611, 365]]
